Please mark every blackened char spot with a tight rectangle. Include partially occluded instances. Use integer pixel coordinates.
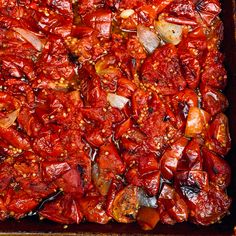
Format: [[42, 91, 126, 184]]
[[212, 166, 219, 174], [131, 58, 136, 67], [163, 115, 170, 122], [110, 6, 117, 12], [77, 164, 85, 176], [125, 214, 135, 220], [148, 107, 154, 114], [180, 185, 201, 201], [35, 189, 63, 212], [68, 52, 79, 65]]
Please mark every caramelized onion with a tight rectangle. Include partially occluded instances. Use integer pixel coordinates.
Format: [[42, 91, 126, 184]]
[[107, 93, 129, 109], [137, 25, 160, 53], [0, 109, 20, 129], [155, 19, 182, 45], [13, 27, 44, 51]]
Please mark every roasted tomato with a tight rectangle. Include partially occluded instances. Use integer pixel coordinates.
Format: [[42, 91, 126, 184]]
[[178, 55, 201, 89], [83, 10, 112, 38], [79, 196, 111, 224], [181, 184, 231, 225], [112, 185, 139, 223], [160, 137, 189, 180], [178, 27, 207, 64], [141, 44, 186, 95], [105, 179, 124, 216], [97, 143, 125, 175], [200, 85, 228, 116], [131, 89, 181, 154], [195, 0, 221, 26], [125, 152, 161, 196], [174, 170, 209, 191], [39, 194, 83, 224], [205, 113, 231, 156], [201, 50, 227, 90], [177, 139, 203, 171], [0, 0, 231, 230], [167, 0, 196, 20], [185, 107, 211, 138], [137, 207, 160, 230], [202, 147, 231, 190], [158, 184, 188, 224], [35, 36, 75, 89]]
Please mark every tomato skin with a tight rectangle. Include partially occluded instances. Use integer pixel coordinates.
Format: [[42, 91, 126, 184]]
[[121, 128, 146, 152], [97, 143, 125, 175], [41, 161, 71, 181], [182, 185, 231, 225], [158, 184, 188, 224], [58, 169, 84, 195], [206, 18, 223, 50], [171, 89, 198, 112], [166, 0, 196, 24], [83, 106, 124, 148], [32, 133, 64, 158], [125, 168, 143, 188], [79, 196, 111, 224], [201, 50, 227, 90], [160, 137, 189, 180], [83, 10, 112, 38], [205, 113, 231, 156], [149, 0, 174, 14], [200, 85, 228, 116], [116, 77, 137, 98], [119, 0, 146, 9], [141, 44, 186, 95], [112, 185, 139, 223], [131, 89, 182, 154], [39, 194, 83, 224], [137, 207, 160, 230], [78, 0, 104, 15], [177, 139, 202, 171], [138, 152, 159, 175], [0, 168, 12, 192], [35, 6, 73, 37], [137, 4, 158, 27], [105, 179, 124, 216], [174, 170, 209, 191], [46, 0, 73, 17], [202, 148, 231, 190], [178, 27, 207, 64], [80, 74, 107, 108], [71, 26, 95, 38], [179, 55, 201, 89], [131, 88, 149, 120], [1, 55, 36, 80], [0, 127, 31, 150], [195, 0, 221, 26], [125, 150, 160, 196], [142, 171, 161, 196], [36, 36, 75, 85], [8, 194, 38, 218], [115, 118, 132, 139], [4, 79, 35, 106], [185, 107, 211, 138]]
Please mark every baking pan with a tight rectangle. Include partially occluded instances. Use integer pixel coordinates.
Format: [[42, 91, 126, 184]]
[[0, 0, 235, 235]]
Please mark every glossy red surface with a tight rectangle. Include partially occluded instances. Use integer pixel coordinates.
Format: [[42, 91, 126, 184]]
[[0, 0, 235, 235]]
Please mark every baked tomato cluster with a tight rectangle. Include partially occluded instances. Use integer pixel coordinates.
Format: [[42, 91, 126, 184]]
[[0, 0, 231, 230]]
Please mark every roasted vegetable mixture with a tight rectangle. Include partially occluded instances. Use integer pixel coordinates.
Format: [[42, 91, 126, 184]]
[[0, 0, 232, 230]]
